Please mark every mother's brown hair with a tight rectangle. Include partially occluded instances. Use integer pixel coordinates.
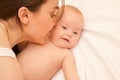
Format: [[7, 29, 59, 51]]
[[0, 0, 46, 22]]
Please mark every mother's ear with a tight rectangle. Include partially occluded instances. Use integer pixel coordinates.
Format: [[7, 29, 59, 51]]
[[18, 7, 31, 24]]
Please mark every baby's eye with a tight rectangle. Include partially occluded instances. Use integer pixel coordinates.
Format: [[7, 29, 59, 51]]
[[62, 26, 67, 30], [73, 32, 78, 35]]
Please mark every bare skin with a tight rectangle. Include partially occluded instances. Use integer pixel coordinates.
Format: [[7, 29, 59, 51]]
[[17, 40, 78, 80], [17, 5, 83, 80], [0, 0, 64, 80]]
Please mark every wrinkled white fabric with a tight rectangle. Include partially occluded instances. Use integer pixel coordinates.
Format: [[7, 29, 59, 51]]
[[0, 47, 16, 58], [52, 0, 120, 80]]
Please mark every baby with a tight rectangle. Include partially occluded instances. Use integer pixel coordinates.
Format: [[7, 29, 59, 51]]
[[17, 5, 84, 80]]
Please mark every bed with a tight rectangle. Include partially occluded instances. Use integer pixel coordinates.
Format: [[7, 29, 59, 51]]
[[52, 0, 120, 80]]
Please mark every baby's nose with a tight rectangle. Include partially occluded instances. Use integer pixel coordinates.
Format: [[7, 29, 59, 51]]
[[66, 31, 72, 37]]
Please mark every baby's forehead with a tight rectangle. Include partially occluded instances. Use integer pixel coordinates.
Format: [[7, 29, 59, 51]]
[[63, 5, 82, 16], [71, 26, 81, 31], [62, 6, 83, 22]]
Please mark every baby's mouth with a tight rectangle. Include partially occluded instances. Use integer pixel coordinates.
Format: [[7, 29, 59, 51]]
[[62, 38, 70, 42]]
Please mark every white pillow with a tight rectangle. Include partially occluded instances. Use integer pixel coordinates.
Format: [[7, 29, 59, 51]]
[[52, 0, 120, 80]]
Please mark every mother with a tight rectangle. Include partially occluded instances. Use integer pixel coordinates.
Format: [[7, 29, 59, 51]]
[[0, 0, 64, 80]]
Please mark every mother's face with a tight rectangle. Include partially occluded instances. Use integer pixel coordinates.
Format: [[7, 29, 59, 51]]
[[23, 0, 64, 44]]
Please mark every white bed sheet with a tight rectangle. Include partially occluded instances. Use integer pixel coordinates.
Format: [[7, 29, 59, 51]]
[[52, 0, 120, 80]]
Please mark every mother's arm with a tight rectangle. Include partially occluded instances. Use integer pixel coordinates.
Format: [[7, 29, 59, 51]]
[[0, 24, 24, 80], [0, 57, 24, 80]]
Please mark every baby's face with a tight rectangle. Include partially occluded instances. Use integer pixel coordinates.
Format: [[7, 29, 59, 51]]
[[49, 9, 83, 48]]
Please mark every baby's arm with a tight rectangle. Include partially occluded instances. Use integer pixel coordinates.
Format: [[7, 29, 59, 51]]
[[62, 50, 80, 80]]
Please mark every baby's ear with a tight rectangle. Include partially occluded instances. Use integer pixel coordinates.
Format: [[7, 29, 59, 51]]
[[18, 7, 31, 24]]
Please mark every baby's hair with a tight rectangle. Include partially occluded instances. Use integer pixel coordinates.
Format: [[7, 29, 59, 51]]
[[64, 5, 83, 16], [64, 5, 84, 28]]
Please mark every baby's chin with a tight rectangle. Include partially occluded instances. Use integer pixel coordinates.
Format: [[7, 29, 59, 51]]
[[52, 42, 73, 49]]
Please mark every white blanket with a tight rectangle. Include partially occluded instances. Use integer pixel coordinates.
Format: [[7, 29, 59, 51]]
[[52, 0, 120, 80]]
